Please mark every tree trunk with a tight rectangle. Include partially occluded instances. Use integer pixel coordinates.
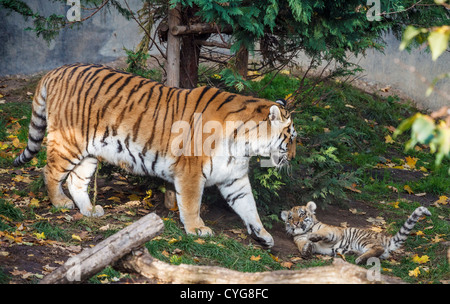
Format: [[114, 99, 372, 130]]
[[235, 44, 249, 79], [121, 247, 405, 284], [39, 213, 164, 284], [180, 34, 201, 89], [166, 4, 181, 87]]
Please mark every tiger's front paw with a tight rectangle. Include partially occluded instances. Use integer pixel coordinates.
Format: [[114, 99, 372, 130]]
[[301, 242, 314, 258], [308, 233, 325, 242], [186, 226, 214, 237], [251, 227, 274, 248]]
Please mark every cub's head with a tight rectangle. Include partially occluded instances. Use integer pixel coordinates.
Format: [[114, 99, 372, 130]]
[[281, 201, 317, 236], [268, 99, 297, 168]]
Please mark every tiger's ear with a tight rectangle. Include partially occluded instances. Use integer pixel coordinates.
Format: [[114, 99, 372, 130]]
[[306, 201, 317, 214], [280, 210, 289, 221], [269, 105, 282, 123], [275, 99, 287, 107]]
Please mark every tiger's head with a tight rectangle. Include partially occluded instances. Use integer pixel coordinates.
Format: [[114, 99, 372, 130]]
[[281, 201, 317, 236], [267, 99, 297, 168]]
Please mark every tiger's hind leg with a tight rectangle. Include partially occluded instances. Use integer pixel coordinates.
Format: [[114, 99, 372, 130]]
[[44, 145, 76, 210], [355, 245, 385, 265], [66, 157, 104, 217]]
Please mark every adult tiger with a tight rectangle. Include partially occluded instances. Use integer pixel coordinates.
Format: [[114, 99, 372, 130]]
[[14, 63, 297, 247]]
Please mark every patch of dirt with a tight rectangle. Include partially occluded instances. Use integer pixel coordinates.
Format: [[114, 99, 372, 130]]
[[0, 75, 43, 104]]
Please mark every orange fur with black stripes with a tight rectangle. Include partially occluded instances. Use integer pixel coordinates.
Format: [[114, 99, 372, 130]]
[[281, 202, 431, 264], [14, 63, 297, 246]]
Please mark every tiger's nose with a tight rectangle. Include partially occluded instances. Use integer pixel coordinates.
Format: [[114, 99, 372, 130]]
[[288, 142, 296, 160]]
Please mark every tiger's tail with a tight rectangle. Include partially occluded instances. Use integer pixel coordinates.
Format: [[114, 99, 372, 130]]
[[13, 78, 48, 166], [388, 206, 431, 252]]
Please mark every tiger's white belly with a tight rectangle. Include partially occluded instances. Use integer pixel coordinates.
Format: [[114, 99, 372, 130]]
[[89, 137, 176, 182], [89, 136, 251, 187], [205, 156, 250, 187]]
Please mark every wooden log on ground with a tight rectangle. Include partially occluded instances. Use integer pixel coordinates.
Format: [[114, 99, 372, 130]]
[[40, 213, 164, 284], [121, 247, 404, 284]]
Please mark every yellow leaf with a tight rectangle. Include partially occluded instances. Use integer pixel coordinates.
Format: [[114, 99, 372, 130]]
[[143, 190, 152, 200], [12, 175, 24, 182], [412, 254, 429, 264], [405, 156, 418, 169], [385, 135, 394, 144], [415, 230, 425, 236], [72, 234, 82, 242], [409, 267, 421, 277], [280, 69, 290, 75], [431, 235, 444, 243], [107, 196, 121, 203], [391, 201, 400, 209], [250, 255, 261, 261], [345, 183, 362, 193], [419, 166, 428, 172], [167, 237, 180, 244], [128, 194, 140, 201], [12, 137, 21, 148], [386, 185, 398, 193], [169, 200, 178, 211], [29, 198, 39, 207], [34, 232, 45, 240], [370, 226, 384, 233], [435, 195, 449, 205], [269, 253, 280, 262], [404, 185, 414, 194], [281, 261, 294, 269], [194, 238, 206, 245]]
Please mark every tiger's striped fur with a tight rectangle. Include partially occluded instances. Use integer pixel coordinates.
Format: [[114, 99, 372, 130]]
[[14, 63, 297, 247], [281, 201, 431, 264]]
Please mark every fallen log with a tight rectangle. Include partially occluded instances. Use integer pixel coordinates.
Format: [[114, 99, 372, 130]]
[[121, 247, 404, 284], [40, 212, 164, 284]]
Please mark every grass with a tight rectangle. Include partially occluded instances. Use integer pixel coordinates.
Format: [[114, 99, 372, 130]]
[[146, 217, 284, 272]]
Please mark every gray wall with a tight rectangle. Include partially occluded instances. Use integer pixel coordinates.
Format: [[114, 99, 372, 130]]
[[356, 33, 449, 111], [1, 2, 448, 111], [0, 0, 141, 76]]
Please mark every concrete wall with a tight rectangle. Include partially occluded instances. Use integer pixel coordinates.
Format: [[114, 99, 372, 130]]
[[356, 33, 449, 111], [0, 0, 141, 76]]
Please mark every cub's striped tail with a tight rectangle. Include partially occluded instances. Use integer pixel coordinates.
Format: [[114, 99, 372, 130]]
[[388, 206, 431, 252], [13, 79, 47, 166]]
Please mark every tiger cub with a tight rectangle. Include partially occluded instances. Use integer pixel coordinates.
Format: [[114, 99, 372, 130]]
[[14, 63, 297, 247], [281, 201, 431, 264]]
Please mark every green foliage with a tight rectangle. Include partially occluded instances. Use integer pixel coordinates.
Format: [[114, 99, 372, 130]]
[[395, 113, 450, 168], [397, 1, 450, 171], [146, 217, 284, 272], [32, 220, 70, 242], [0, 199, 24, 222], [218, 68, 248, 92], [124, 48, 162, 81]]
